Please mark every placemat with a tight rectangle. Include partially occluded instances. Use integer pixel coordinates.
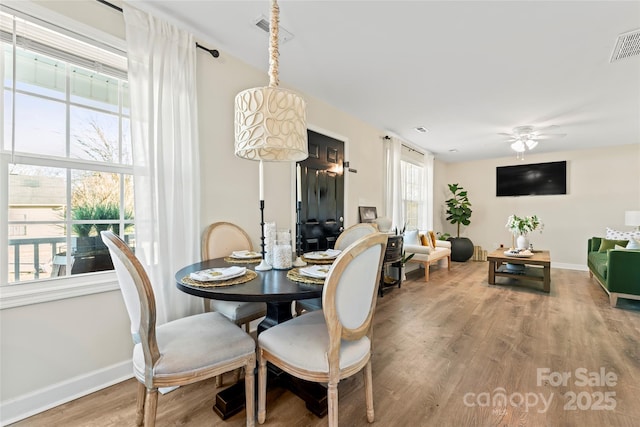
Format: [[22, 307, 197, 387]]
[[223, 256, 262, 264], [182, 270, 257, 288], [287, 268, 325, 285], [301, 256, 335, 265]]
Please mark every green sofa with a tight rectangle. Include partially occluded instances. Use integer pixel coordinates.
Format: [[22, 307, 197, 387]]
[[587, 237, 640, 307]]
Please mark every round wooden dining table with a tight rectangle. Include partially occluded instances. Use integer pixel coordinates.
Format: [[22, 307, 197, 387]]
[[175, 258, 324, 333], [175, 258, 328, 419]]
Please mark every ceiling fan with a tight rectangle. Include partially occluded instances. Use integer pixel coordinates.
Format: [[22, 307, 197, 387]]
[[498, 125, 566, 157]]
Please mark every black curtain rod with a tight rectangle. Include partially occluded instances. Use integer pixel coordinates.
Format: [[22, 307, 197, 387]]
[[383, 136, 424, 156], [96, 0, 219, 58]]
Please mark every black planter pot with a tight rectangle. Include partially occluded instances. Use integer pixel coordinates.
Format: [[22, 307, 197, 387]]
[[448, 237, 474, 262]]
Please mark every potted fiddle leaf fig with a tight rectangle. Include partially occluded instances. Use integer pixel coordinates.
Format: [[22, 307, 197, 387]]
[[444, 183, 474, 262]]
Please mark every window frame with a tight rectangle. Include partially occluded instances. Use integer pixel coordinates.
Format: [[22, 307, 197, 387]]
[[0, 2, 128, 308], [400, 146, 426, 230]]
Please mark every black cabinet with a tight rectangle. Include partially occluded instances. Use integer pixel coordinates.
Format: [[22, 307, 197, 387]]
[[379, 235, 403, 297]]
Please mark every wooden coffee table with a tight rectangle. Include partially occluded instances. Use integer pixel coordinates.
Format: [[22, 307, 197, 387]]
[[487, 249, 551, 293]]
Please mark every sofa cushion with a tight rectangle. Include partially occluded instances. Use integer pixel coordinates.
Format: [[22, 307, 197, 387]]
[[404, 244, 432, 255], [627, 238, 640, 249], [598, 238, 628, 252], [404, 230, 420, 246], [435, 239, 452, 249], [420, 233, 432, 247], [428, 231, 437, 247], [588, 251, 608, 279]]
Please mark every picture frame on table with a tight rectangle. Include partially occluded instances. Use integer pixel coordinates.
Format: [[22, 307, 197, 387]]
[[359, 206, 377, 223]]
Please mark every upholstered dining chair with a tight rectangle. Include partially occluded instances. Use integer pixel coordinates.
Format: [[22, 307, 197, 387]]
[[202, 222, 267, 331], [295, 222, 378, 314], [101, 231, 256, 427], [257, 232, 387, 426]]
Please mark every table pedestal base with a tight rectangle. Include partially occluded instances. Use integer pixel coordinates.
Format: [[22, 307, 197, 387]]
[[214, 300, 327, 419], [212, 366, 328, 419], [258, 301, 293, 334], [213, 381, 246, 420]]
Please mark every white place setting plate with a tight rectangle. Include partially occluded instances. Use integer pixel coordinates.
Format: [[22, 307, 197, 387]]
[[189, 266, 247, 282], [303, 249, 341, 260], [299, 265, 332, 279], [230, 250, 261, 259]]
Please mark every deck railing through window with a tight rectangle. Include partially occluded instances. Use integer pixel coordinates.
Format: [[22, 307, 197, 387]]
[[7, 235, 133, 283], [8, 237, 66, 282]]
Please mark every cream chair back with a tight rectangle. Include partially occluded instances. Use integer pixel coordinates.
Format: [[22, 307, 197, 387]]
[[101, 231, 159, 376], [295, 222, 378, 316], [108, 238, 142, 343], [323, 232, 387, 338], [202, 221, 253, 259], [335, 223, 378, 250]]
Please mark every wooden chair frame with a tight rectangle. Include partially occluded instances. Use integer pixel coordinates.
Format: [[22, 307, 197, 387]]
[[102, 231, 256, 427], [201, 221, 267, 327], [258, 232, 387, 426]]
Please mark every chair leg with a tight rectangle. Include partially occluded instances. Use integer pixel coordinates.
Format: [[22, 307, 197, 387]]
[[135, 382, 146, 426], [216, 375, 223, 388], [364, 361, 375, 423], [447, 255, 451, 270], [245, 355, 256, 427], [423, 262, 430, 281], [257, 353, 267, 424], [143, 388, 158, 427], [327, 381, 339, 427]]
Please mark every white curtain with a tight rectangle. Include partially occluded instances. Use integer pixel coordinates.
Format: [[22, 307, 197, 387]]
[[423, 152, 435, 230], [124, 6, 202, 324], [383, 136, 404, 231]]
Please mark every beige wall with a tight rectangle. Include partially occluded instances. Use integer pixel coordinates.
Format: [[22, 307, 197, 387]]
[[0, 291, 131, 397], [434, 144, 640, 268]]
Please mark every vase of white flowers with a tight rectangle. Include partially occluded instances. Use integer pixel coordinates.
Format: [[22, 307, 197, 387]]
[[506, 214, 543, 249]]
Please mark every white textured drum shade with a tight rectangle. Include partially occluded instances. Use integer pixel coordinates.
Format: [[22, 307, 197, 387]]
[[234, 86, 308, 161], [625, 210, 640, 227]]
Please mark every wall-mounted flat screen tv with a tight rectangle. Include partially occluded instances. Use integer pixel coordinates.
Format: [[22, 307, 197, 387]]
[[496, 161, 567, 197]]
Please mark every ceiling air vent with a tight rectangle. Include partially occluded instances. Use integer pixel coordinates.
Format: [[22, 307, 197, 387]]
[[610, 28, 640, 62], [253, 15, 294, 44]]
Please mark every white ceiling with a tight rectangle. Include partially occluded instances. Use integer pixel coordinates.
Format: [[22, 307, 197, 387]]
[[134, 0, 640, 163]]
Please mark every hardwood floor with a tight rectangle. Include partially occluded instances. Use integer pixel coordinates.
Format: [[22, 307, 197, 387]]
[[11, 261, 640, 426]]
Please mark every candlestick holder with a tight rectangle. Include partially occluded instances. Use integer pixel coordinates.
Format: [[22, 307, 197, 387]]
[[256, 199, 272, 271], [293, 200, 306, 267]]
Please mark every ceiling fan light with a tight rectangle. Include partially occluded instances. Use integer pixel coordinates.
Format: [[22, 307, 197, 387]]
[[511, 140, 526, 152]]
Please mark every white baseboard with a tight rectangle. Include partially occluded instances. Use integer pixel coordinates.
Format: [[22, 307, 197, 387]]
[[552, 262, 588, 271], [405, 260, 587, 272], [0, 359, 133, 426]]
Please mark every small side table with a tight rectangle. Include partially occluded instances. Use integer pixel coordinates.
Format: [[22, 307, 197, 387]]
[[379, 235, 403, 297]]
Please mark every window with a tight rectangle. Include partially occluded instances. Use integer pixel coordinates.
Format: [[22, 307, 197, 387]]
[[1, 10, 132, 284], [401, 160, 425, 230]]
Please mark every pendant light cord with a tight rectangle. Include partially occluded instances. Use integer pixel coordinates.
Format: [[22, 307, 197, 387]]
[[268, 0, 280, 88]]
